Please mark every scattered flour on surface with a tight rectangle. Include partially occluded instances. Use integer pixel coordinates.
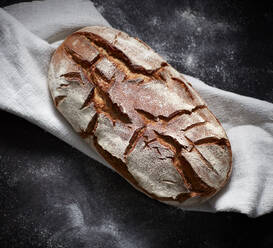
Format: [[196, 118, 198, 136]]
[[66, 203, 85, 227]]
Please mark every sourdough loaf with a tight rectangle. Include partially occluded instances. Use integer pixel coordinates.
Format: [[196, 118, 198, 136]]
[[48, 26, 232, 206]]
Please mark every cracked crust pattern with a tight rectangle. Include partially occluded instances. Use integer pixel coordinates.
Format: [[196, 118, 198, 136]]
[[48, 26, 232, 206]]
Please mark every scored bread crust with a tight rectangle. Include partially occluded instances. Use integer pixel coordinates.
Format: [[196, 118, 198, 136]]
[[48, 26, 232, 206]]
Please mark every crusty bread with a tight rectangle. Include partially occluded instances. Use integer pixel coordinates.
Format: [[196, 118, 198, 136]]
[[48, 26, 232, 206]]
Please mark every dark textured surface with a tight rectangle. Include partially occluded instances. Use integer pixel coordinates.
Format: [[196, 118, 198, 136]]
[[0, 0, 273, 247]]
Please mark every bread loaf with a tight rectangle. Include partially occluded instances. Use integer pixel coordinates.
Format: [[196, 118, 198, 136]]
[[48, 26, 232, 206]]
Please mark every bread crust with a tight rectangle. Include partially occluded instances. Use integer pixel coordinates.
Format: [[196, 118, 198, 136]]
[[48, 26, 232, 206]]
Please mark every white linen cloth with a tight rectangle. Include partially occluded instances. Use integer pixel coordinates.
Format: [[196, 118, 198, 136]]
[[0, 0, 272, 217]]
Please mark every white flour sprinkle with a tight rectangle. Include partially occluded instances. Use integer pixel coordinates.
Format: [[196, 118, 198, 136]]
[[66, 203, 85, 227], [175, 9, 237, 33]]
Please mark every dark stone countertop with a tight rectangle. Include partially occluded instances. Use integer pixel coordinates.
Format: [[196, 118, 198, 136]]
[[0, 0, 273, 247]]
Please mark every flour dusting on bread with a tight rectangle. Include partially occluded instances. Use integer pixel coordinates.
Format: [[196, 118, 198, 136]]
[[48, 26, 232, 206]]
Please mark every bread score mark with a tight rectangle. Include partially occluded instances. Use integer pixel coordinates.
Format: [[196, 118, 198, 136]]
[[135, 104, 207, 124], [79, 113, 98, 138], [82, 31, 167, 76], [92, 87, 132, 125], [54, 95, 67, 107], [64, 46, 100, 70], [124, 126, 146, 158], [153, 131, 216, 192]]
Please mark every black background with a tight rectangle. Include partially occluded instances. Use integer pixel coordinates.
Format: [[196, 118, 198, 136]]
[[0, 0, 273, 247]]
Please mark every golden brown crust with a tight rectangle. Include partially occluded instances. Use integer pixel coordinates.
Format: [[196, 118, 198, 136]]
[[48, 26, 232, 206]]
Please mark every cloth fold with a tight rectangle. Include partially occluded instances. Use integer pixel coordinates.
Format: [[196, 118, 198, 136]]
[[1, 0, 272, 217]]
